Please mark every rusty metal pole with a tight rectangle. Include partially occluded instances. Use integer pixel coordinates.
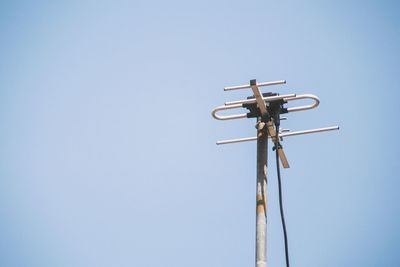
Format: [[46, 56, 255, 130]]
[[256, 120, 268, 267]]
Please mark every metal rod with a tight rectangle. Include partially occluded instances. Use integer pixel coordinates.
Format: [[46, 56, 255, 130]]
[[280, 126, 339, 137], [286, 94, 320, 113], [216, 136, 257, 145], [211, 103, 247, 121], [212, 94, 320, 121], [224, 80, 286, 91], [256, 120, 268, 267], [216, 126, 339, 145]]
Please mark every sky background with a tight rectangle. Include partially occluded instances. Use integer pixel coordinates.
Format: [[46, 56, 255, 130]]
[[0, 0, 399, 266]]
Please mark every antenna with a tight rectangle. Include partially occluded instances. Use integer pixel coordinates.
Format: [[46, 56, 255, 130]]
[[211, 79, 339, 267]]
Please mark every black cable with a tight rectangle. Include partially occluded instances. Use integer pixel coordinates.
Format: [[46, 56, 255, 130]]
[[274, 125, 290, 267]]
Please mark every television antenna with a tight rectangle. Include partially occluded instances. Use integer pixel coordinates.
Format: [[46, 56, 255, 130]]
[[211, 79, 339, 267]]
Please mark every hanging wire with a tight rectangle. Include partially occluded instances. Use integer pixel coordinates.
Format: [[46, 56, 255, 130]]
[[274, 124, 290, 267]]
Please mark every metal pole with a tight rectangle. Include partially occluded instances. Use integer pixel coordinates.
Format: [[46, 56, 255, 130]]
[[256, 120, 268, 267]]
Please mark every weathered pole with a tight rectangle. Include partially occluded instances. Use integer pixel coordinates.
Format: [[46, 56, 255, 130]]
[[256, 120, 268, 267], [212, 79, 339, 267]]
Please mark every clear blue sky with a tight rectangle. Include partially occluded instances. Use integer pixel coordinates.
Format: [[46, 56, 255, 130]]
[[0, 1, 399, 266]]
